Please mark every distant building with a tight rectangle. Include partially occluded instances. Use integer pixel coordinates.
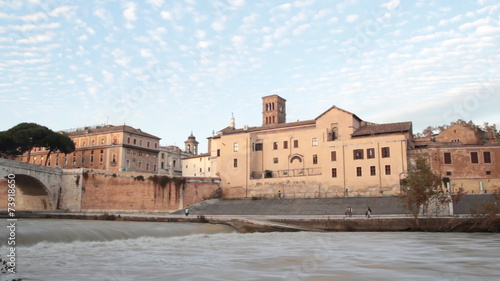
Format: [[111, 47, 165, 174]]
[[411, 124, 500, 194], [205, 95, 413, 198], [157, 145, 189, 177], [17, 124, 161, 173]]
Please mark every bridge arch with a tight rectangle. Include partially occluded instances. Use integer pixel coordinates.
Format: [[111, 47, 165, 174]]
[[0, 158, 62, 210], [1, 174, 54, 210]]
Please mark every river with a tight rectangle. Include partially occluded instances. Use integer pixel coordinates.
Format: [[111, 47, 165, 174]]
[[0, 219, 499, 280]]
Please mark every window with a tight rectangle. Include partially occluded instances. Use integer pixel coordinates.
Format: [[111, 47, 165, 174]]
[[353, 149, 364, 160], [486, 171, 491, 175], [381, 147, 390, 158], [133, 139, 136, 145], [367, 148, 375, 159], [283, 141, 288, 149], [484, 151, 492, 163], [385, 165, 391, 175], [91, 140, 95, 146], [331, 151, 337, 161], [446, 171, 452, 176], [147, 141, 150, 148], [356, 167, 362, 177], [312, 138, 318, 146], [370, 166, 376, 176], [101, 138, 104, 144], [139, 140, 143, 146], [273, 142, 278, 150], [126, 149, 131, 154], [444, 152, 452, 164], [293, 140, 299, 148], [90, 151, 94, 164], [138, 161, 142, 168], [127, 137, 130, 143], [217, 149, 221, 157], [331, 168, 337, 178], [471, 152, 479, 164], [313, 154, 318, 164], [233, 158, 238, 168], [233, 142, 239, 152], [254, 143, 263, 151], [273, 157, 278, 164], [146, 163, 150, 171]]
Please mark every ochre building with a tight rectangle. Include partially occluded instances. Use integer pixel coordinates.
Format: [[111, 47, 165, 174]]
[[18, 125, 161, 173], [206, 95, 413, 198], [412, 124, 500, 194]]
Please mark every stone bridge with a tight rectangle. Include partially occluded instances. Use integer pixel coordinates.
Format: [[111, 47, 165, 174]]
[[0, 158, 71, 210]]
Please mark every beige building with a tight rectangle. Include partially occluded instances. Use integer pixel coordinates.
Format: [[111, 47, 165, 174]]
[[207, 95, 413, 198], [18, 124, 161, 173], [158, 145, 187, 176]]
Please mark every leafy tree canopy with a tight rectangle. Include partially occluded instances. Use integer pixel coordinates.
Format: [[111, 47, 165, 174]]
[[400, 156, 443, 225], [414, 119, 499, 139], [0, 123, 75, 163]]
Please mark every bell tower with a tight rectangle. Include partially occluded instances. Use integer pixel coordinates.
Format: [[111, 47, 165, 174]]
[[184, 132, 198, 155], [262, 95, 286, 126]]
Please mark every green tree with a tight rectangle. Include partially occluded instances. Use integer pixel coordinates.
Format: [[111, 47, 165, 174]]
[[42, 132, 76, 165], [0, 123, 75, 164], [400, 156, 443, 226], [0, 123, 52, 161]]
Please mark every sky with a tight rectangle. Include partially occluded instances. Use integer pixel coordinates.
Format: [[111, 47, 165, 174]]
[[1, 0, 499, 153]]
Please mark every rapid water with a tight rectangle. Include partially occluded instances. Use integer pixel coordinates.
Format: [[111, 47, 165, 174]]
[[0, 219, 499, 281]]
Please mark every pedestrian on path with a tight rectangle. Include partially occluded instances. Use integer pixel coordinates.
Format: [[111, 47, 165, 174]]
[[184, 208, 190, 217], [365, 207, 372, 218]]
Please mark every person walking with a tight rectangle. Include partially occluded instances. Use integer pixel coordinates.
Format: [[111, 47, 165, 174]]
[[365, 207, 372, 218], [184, 208, 190, 217]]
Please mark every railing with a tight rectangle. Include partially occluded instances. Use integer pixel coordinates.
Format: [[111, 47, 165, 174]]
[[250, 167, 322, 179], [249, 190, 388, 199]]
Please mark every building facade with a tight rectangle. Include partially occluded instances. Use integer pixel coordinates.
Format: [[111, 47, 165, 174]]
[[207, 95, 413, 198], [412, 124, 500, 194], [18, 125, 161, 173], [157, 145, 190, 177]]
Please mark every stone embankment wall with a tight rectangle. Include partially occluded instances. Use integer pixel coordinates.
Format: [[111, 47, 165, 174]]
[[79, 171, 219, 212], [0, 168, 220, 212]]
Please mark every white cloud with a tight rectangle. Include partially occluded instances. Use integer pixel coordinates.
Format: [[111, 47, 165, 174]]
[[474, 25, 500, 36], [77, 34, 88, 41], [101, 70, 114, 83], [147, 0, 164, 9], [292, 23, 311, 36], [459, 17, 491, 31], [197, 41, 212, 48], [17, 33, 54, 44], [345, 14, 359, 23], [160, 11, 172, 20], [123, 2, 137, 22], [140, 48, 152, 58], [212, 18, 226, 32], [20, 12, 48, 22], [380, 0, 400, 11], [49, 6, 74, 17], [229, 0, 245, 10], [231, 35, 245, 48]]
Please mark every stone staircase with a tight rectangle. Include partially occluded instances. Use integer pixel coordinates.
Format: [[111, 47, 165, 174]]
[[173, 197, 407, 216], [172, 194, 497, 216]]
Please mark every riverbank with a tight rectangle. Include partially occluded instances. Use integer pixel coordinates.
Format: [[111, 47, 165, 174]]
[[2, 211, 499, 233]]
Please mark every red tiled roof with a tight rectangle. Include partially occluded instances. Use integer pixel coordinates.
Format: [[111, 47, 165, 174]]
[[352, 122, 412, 137]]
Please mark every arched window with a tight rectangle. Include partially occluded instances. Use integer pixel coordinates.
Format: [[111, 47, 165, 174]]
[[290, 155, 302, 163]]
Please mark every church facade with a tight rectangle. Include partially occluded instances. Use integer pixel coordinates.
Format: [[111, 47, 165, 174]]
[[206, 95, 413, 198]]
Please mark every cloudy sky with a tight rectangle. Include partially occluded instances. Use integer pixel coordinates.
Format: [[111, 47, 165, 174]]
[[1, 0, 498, 152]]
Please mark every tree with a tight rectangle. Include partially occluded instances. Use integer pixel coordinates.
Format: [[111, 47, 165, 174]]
[[42, 132, 76, 166], [400, 156, 443, 226], [0, 123, 52, 161], [0, 123, 75, 164]]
